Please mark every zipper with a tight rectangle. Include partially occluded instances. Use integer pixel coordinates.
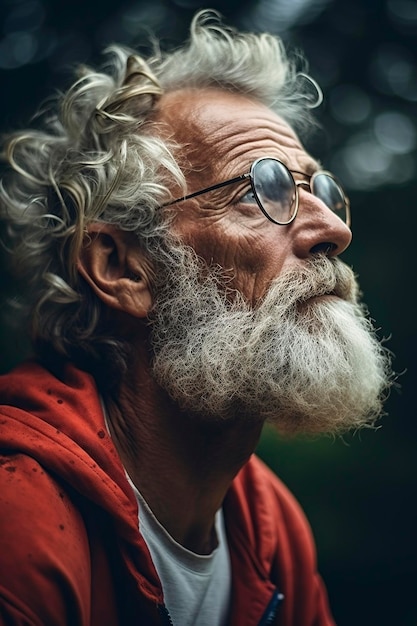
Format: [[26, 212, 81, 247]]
[[258, 589, 285, 626]]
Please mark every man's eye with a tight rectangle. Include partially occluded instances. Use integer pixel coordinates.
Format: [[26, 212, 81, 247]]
[[239, 190, 256, 204]]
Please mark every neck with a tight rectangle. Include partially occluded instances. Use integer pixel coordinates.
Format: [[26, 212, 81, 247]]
[[105, 362, 263, 555]]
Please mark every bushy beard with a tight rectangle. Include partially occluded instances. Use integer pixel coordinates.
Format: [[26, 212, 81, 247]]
[[149, 243, 392, 435]]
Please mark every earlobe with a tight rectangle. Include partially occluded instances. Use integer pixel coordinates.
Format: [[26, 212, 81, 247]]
[[77, 223, 153, 318]]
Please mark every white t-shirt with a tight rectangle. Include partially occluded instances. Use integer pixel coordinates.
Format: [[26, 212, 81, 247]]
[[130, 480, 232, 626]]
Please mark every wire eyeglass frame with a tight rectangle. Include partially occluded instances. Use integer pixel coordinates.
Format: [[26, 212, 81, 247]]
[[164, 157, 351, 228]]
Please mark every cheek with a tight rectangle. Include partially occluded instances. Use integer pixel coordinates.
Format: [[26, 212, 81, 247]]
[[173, 211, 252, 267], [172, 214, 291, 300]]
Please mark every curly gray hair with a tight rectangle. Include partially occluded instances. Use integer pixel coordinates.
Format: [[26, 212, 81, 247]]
[[0, 9, 321, 381]]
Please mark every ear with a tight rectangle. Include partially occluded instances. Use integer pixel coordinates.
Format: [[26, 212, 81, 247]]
[[77, 223, 154, 318]]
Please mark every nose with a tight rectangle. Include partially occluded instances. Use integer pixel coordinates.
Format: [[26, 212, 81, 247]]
[[292, 188, 352, 258]]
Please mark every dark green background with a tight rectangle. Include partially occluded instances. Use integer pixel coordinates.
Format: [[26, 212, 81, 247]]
[[0, 1, 416, 624]]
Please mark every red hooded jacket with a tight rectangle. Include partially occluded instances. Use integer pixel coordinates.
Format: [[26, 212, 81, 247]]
[[0, 360, 335, 626]]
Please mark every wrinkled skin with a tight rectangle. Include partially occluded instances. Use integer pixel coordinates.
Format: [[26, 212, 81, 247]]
[[156, 88, 352, 305]]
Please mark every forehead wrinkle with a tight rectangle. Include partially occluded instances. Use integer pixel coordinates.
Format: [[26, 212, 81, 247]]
[[191, 112, 320, 179]]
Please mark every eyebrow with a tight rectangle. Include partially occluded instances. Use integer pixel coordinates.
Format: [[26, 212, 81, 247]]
[[305, 160, 323, 176], [290, 160, 322, 180]]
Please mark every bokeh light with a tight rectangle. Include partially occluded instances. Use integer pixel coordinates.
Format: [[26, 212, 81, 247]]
[[329, 84, 372, 125], [240, 0, 331, 34], [370, 42, 417, 101]]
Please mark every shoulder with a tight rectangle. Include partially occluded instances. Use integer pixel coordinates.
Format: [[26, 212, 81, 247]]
[[232, 453, 312, 535], [227, 454, 336, 625], [0, 453, 90, 625], [227, 453, 317, 566]]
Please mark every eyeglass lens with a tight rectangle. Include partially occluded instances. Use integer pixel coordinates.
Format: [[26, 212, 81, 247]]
[[311, 173, 347, 222], [253, 159, 296, 225], [252, 159, 348, 225]]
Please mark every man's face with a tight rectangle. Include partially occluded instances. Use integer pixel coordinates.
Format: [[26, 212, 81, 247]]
[[154, 88, 352, 305], [147, 89, 391, 433]]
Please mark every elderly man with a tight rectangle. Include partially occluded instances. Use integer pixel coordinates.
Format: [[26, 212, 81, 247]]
[[0, 10, 391, 626]]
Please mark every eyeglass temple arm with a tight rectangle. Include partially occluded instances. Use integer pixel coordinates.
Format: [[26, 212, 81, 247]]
[[165, 173, 250, 206]]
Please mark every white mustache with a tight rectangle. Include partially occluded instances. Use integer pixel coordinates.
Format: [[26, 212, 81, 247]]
[[259, 255, 359, 312]]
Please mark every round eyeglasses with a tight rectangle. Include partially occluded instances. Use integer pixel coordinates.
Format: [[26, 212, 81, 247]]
[[165, 157, 351, 228]]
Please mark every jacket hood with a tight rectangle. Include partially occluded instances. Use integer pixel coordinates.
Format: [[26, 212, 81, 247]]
[[0, 359, 162, 600]]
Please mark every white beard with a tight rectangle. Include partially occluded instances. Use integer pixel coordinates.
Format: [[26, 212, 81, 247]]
[[149, 246, 392, 434]]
